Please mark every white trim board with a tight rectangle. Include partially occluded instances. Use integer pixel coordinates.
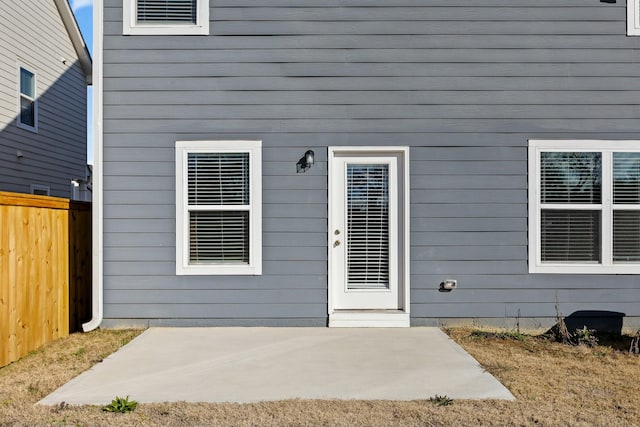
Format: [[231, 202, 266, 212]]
[[329, 311, 410, 328], [123, 0, 209, 35], [175, 140, 262, 276], [628, 0, 640, 36], [327, 146, 410, 327], [53, 0, 92, 84]]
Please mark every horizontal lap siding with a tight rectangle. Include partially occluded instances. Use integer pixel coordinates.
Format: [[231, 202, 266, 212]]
[[0, 0, 87, 198], [102, 0, 640, 325]]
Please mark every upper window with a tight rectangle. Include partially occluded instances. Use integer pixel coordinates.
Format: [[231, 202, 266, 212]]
[[18, 67, 37, 132], [175, 141, 262, 275], [529, 140, 640, 274], [123, 0, 209, 35], [629, 0, 640, 35]]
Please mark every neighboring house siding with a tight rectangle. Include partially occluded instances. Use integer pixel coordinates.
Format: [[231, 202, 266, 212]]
[[0, 0, 87, 198], [102, 0, 640, 327]]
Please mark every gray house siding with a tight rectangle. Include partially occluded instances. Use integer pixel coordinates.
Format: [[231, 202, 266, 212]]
[[102, 0, 640, 328], [0, 0, 88, 198]]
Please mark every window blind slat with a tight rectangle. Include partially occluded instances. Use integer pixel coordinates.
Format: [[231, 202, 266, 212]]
[[613, 153, 640, 204], [188, 153, 249, 206], [613, 210, 640, 262], [187, 151, 250, 265], [189, 211, 249, 264], [346, 164, 389, 289], [137, 0, 197, 23], [540, 152, 601, 204], [541, 210, 601, 262]]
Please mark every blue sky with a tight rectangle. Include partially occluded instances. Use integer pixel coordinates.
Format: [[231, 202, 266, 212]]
[[70, 0, 94, 163]]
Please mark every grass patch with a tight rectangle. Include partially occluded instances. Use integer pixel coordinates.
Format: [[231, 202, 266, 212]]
[[0, 327, 639, 426], [469, 329, 529, 342]]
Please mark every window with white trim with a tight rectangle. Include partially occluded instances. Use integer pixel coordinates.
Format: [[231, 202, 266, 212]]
[[30, 184, 50, 196], [176, 140, 262, 275], [18, 67, 37, 132], [529, 140, 640, 274], [123, 0, 209, 35], [628, 0, 640, 35]]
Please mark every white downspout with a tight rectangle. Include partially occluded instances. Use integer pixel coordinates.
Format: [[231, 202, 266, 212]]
[[83, 0, 103, 331]]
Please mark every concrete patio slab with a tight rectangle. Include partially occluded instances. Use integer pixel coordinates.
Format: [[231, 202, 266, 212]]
[[39, 327, 514, 405]]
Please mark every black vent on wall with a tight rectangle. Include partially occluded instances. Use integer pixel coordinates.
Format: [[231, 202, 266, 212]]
[[137, 0, 197, 23]]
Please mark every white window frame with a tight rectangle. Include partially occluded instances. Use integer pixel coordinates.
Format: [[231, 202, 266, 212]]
[[529, 140, 640, 274], [17, 66, 38, 132], [175, 140, 262, 275], [628, 0, 640, 35], [123, 0, 209, 35]]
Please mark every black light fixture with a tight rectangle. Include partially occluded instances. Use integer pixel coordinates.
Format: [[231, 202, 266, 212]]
[[297, 149, 315, 173]]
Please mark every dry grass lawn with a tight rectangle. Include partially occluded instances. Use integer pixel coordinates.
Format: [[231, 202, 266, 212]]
[[0, 327, 639, 426]]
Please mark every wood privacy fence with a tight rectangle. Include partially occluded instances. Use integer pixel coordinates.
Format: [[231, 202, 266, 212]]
[[0, 191, 91, 368]]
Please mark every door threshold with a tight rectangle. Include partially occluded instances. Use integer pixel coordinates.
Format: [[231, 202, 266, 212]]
[[329, 310, 410, 328]]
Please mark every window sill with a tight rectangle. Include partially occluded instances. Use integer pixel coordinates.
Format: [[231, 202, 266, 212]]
[[176, 263, 262, 276], [123, 24, 209, 36], [529, 263, 640, 274]]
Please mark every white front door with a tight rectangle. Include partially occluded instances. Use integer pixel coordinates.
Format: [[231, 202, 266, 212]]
[[328, 148, 409, 323]]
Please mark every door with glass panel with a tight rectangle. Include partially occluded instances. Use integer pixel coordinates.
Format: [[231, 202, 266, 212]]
[[329, 152, 402, 310]]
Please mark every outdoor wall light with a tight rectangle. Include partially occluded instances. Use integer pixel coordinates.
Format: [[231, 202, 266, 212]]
[[296, 149, 315, 173], [439, 279, 457, 292], [305, 150, 315, 166]]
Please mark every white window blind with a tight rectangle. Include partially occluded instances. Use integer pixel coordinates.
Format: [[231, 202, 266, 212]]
[[539, 152, 601, 263], [613, 153, 640, 204], [187, 152, 250, 265], [540, 152, 601, 204], [613, 211, 640, 262], [137, 0, 197, 23], [190, 211, 249, 263], [540, 210, 601, 263], [613, 152, 640, 262], [346, 164, 390, 289], [188, 153, 249, 205]]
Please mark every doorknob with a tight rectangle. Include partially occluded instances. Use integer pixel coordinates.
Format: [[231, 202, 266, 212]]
[[333, 240, 341, 247]]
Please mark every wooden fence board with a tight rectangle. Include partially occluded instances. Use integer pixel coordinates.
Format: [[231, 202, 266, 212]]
[[0, 205, 9, 366], [0, 192, 90, 368]]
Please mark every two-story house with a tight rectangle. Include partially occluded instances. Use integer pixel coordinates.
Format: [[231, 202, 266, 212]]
[[0, 0, 92, 199], [86, 0, 640, 331]]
